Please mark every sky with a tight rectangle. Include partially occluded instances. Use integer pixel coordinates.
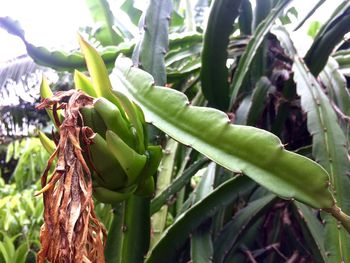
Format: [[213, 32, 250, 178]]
[[0, 0, 91, 62], [0, 0, 344, 62]]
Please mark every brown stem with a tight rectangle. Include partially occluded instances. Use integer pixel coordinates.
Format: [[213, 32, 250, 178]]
[[325, 205, 350, 234]]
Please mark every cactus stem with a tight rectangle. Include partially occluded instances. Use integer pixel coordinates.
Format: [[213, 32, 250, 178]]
[[325, 205, 350, 234]]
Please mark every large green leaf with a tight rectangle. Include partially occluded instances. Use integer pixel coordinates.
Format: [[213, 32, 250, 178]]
[[229, 0, 292, 108], [272, 25, 350, 263], [132, 0, 173, 86], [86, 0, 122, 46], [111, 57, 334, 209], [25, 43, 133, 71], [200, 0, 242, 110], [145, 175, 254, 262], [304, 2, 350, 76]]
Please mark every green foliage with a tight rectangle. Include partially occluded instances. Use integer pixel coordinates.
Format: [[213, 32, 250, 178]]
[[307, 21, 322, 38], [5, 138, 49, 190], [304, 2, 350, 76], [2, 0, 350, 262], [273, 25, 350, 262], [86, 0, 123, 46], [0, 163, 43, 262], [113, 57, 334, 209], [132, 0, 173, 86], [200, 0, 242, 110], [229, 0, 292, 108]]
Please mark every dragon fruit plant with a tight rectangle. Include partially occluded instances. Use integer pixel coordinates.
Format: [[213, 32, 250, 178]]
[[35, 35, 162, 262]]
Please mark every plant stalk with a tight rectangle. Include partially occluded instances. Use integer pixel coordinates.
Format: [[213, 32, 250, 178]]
[[121, 196, 151, 263], [326, 205, 350, 234], [105, 202, 125, 263]]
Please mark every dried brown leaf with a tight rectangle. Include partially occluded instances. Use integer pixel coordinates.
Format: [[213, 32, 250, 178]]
[[36, 90, 106, 263]]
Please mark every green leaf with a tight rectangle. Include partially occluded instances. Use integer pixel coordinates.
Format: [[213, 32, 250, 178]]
[[304, 3, 350, 76], [151, 157, 210, 215], [319, 57, 350, 116], [167, 59, 201, 83], [213, 194, 277, 262], [229, 0, 292, 108], [39, 76, 58, 128], [0, 233, 21, 261], [190, 220, 213, 263], [78, 35, 120, 104], [307, 21, 322, 38], [38, 131, 55, 155], [74, 70, 98, 97], [190, 163, 216, 263], [121, 0, 142, 25], [238, 0, 253, 35], [168, 32, 203, 50], [272, 25, 350, 263], [246, 77, 274, 125], [26, 42, 133, 71], [86, 0, 123, 45], [112, 57, 334, 209], [200, 0, 242, 110], [162, 32, 203, 83], [13, 243, 29, 263], [165, 43, 201, 67], [78, 34, 146, 151], [235, 77, 274, 126], [146, 175, 253, 262], [0, 242, 10, 263], [132, 0, 173, 86], [293, 202, 327, 262]]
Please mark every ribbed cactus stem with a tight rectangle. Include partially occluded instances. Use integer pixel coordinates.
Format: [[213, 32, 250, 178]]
[[105, 203, 124, 263]]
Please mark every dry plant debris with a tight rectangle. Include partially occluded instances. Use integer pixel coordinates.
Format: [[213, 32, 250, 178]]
[[36, 90, 106, 263]]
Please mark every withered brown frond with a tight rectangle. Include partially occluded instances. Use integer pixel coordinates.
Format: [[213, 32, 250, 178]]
[[36, 90, 106, 263]]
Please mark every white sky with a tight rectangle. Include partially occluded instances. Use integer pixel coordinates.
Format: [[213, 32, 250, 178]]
[[0, 0, 91, 62], [0, 0, 344, 62]]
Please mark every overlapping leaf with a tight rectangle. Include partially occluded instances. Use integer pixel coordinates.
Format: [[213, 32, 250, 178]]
[[272, 25, 350, 263], [112, 57, 334, 210]]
